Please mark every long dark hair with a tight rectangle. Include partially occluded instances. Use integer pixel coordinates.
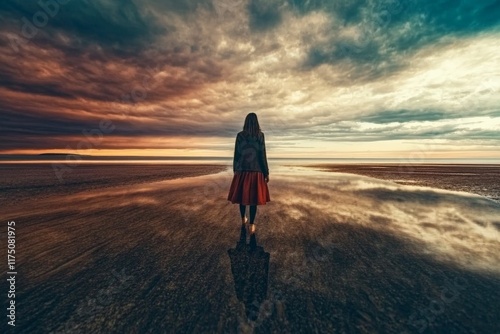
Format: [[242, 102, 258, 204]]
[[242, 112, 261, 138]]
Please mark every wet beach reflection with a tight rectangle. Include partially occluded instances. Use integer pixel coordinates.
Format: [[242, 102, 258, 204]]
[[2, 163, 499, 333]]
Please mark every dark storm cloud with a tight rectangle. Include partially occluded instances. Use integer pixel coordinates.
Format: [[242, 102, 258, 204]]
[[247, 0, 283, 31], [0, 0, 166, 52], [0, 108, 99, 137], [0, 0, 226, 107], [301, 0, 500, 72], [245, 104, 500, 147], [358, 109, 448, 123], [288, 0, 365, 22], [0, 100, 237, 137], [357, 109, 500, 124]]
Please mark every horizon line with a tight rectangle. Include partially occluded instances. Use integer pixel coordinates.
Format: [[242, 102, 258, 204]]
[[1, 154, 500, 162]]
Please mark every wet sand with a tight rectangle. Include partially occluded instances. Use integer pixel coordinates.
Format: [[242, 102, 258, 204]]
[[1, 163, 499, 333], [0, 163, 228, 203], [300, 164, 500, 202]]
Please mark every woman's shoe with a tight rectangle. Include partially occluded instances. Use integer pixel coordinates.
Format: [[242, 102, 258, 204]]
[[242, 216, 248, 225]]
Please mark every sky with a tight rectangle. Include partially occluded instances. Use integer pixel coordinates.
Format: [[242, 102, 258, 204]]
[[0, 0, 499, 159]]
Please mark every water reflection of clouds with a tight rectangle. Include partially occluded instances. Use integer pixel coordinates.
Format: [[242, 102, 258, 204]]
[[13, 163, 499, 274], [256, 164, 500, 274], [5, 163, 498, 332], [121, 166, 500, 272]]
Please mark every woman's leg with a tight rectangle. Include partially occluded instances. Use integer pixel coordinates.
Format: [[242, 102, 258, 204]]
[[248, 205, 257, 234], [249, 205, 257, 224], [239, 204, 246, 223]]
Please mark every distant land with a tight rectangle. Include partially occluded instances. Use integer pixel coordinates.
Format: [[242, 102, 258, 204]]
[[0, 154, 230, 161], [38, 153, 91, 157]]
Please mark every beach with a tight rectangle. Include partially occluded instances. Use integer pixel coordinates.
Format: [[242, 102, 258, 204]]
[[1, 162, 499, 333]]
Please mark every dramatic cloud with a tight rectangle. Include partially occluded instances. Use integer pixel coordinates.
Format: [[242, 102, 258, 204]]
[[0, 0, 499, 158]]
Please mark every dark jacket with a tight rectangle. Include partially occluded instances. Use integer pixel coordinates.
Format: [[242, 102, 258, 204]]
[[233, 130, 269, 177]]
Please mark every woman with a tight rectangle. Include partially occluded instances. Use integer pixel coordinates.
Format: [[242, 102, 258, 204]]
[[227, 113, 270, 233]]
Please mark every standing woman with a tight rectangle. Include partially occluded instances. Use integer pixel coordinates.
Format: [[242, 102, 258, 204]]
[[227, 113, 270, 233]]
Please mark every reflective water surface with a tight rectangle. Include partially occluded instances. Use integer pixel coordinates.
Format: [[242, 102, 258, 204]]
[[1, 163, 499, 333]]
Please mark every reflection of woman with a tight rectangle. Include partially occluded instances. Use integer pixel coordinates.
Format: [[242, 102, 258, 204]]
[[227, 113, 270, 232], [227, 225, 270, 323]]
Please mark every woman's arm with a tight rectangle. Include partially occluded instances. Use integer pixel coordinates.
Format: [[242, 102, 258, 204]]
[[260, 132, 269, 178], [233, 133, 240, 173]]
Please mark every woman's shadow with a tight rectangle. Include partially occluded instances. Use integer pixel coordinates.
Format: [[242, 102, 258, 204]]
[[227, 225, 270, 322]]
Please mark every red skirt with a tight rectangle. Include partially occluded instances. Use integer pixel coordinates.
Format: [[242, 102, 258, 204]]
[[227, 171, 270, 205]]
